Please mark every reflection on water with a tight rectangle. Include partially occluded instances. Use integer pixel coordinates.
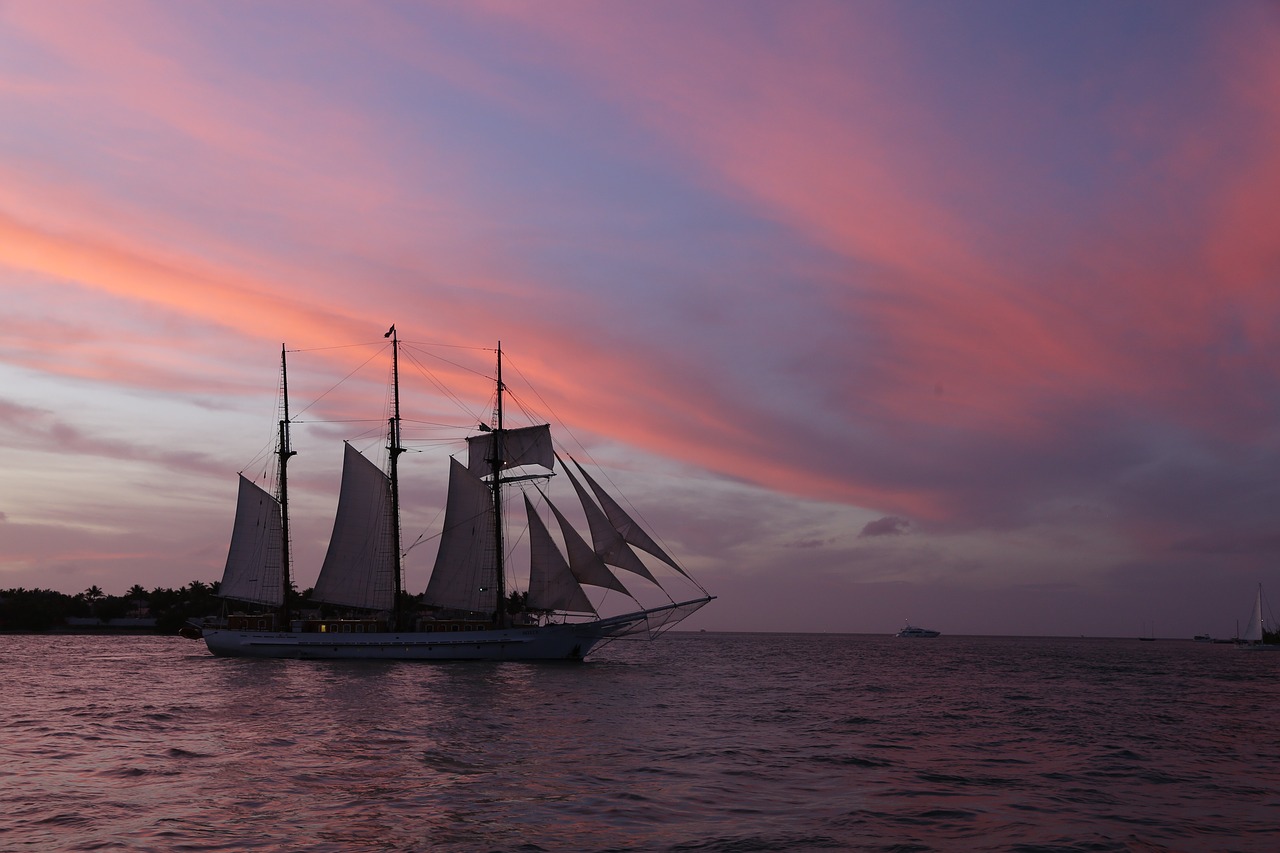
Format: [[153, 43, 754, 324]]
[[2, 633, 1278, 851]]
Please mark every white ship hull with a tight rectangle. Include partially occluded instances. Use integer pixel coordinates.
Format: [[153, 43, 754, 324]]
[[201, 599, 710, 661], [204, 625, 598, 660]]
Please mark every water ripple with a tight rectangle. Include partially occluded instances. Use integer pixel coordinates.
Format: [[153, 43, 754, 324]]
[[3, 634, 1279, 851]]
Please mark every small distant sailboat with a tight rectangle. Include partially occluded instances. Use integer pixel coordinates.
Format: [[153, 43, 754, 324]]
[[896, 622, 940, 638], [1238, 584, 1279, 651], [184, 329, 713, 660]]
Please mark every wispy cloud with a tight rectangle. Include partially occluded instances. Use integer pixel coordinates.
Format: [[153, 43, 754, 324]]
[[860, 517, 911, 539], [1, 1, 1277, 634]]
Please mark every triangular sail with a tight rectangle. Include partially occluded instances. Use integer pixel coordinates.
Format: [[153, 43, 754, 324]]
[[1244, 586, 1265, 643], [312, 443, 397, 611], [525, 495, 595, 613], [467, 424, 554, 475], [562, 461, 658, 583], [545, 494, 630, 595], [219, 475, 285, 606], [425, 457, 499, 613], [569, 457, 688, 577]]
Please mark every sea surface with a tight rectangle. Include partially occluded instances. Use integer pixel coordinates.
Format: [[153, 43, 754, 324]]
[[1, 632, 1277, 852]]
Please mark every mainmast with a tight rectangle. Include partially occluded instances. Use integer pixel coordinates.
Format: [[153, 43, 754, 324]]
[[277, 344, 297, 625], [386, 325, 405, 629], [490, 343, 508, 627]]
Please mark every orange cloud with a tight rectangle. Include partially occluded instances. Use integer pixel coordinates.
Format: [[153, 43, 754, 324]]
[[443, 1, 1280, 529], [4, 0, 1278, 545]]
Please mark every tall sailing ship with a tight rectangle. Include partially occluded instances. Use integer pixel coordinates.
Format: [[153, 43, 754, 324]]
[[184, 328, 713, 660]]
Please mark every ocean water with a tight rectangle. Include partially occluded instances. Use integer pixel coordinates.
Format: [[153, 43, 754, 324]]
[[1, 633, 1277, 852]]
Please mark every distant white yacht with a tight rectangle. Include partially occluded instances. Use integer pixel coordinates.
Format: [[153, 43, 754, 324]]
[[1238, 584, 1279, 651], [896, 623, 940, 638]]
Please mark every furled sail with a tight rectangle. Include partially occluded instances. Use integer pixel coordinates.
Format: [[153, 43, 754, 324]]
[[562, 462, 658, 583], [425, 457, 498, 613], [467, 424, 554, 475], [219, 475, 285, 606], [525, 495, 595, 613], [569, 457, 688, 577], [312, 443, 397, 612]]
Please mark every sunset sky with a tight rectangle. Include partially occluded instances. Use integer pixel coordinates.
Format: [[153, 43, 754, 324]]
[[2, 1, 1279, 637]]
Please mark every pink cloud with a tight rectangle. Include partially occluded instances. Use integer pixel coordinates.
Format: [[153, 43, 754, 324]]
[[469, 4, 1280, 549], [2, 2, 1278, 635]]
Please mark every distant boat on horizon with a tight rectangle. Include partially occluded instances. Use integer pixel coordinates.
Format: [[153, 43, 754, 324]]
[[182, 329, 713, 661], [1238, 584, 1279, 652], [896, 622, 940, 638]]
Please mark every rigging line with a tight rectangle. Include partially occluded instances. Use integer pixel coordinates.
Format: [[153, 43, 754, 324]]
[[237, 367, 289, 476], [503, 501, 530, 597], [401, 441, 459, 453], [293, 418, 387, 424], [566, 451, 709, 596], [403, 526, 443, 555], [290, 343, 388, 420], [531, 484, 642, 614], [287, 340, 391, 353], [407, 347, 495, 417], [501, 387, 549, 427], [529, 486, 604, 619], [401, 339, 492, 353], [400, 417, 477, 428], [502, 353, 584, 448], [403, 490, 448, 556], [557, 442, 700, 594], [401, 342, 493, 380], [400, 339, 495, 364], [398, 346, 487, 426], [240, 437, 277, 481], [505, 354, 700, 592]]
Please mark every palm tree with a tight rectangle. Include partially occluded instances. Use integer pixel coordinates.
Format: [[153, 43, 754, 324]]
[[83, 585, 105, 620], [126, 584, 149, 617]]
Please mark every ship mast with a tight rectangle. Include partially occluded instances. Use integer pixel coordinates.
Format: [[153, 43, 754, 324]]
[[490, 343, 508, 628], [386, 326, 405, 629], [277, 344, 297, 626]]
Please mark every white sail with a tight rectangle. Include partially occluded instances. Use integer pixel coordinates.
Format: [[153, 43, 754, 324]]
[[569, 457, 688, 577], [425, 457, 499, 614], [312, 443, 397, 612], [219, 475, 285, 606], [192, 336, 716, 662], [1244, 586, 1265, 643], [561, 461, 658, 583], [525, 495, 595, 613], [467, 424, 554, 475], [545, 494, 630, 595]]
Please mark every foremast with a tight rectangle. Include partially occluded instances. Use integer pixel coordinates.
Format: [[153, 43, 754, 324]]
[[386, 325, 406, 629], [489, 343, 508, 628], [277, 344, 297, 626]]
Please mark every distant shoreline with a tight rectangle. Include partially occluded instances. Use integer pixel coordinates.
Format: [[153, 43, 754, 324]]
[[1, 625, 166, 636]]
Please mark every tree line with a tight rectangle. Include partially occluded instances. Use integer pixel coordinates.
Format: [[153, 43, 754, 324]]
[[0, 582, 535, 634], [0, 582, 225, 634]]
